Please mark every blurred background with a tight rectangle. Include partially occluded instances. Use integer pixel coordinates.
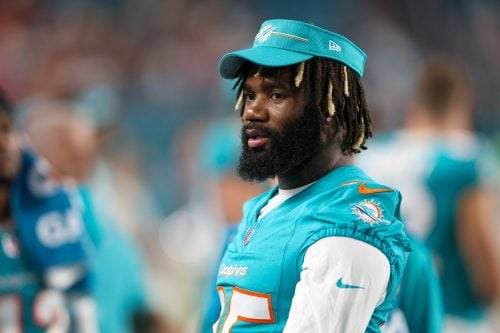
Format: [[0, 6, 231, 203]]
[[0, 0, 498, 332]]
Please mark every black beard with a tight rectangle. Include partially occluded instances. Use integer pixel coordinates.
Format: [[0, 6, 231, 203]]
[[238, 107, 322, 182]]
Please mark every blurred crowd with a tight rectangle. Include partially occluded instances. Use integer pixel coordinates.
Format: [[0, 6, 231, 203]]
[[0, 0, 498, 332]]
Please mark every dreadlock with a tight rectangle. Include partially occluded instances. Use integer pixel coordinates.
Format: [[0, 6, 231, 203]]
[[233, 58, 372, 155]]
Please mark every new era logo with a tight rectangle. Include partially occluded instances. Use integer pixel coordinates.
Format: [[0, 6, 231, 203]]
[[329, 40, 342, 52]]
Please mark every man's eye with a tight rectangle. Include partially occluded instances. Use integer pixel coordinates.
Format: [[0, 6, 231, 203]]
[[243, 92, 255, 101], [270, 92, 284, 101]]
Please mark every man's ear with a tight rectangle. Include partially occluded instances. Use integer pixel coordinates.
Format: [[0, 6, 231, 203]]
[[323, 122, 346, 150], [320, 126, 329, 143], [320, 119, 339, 144]]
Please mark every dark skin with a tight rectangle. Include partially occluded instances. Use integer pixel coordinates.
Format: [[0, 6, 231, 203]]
[[241, 69, 352, 190]]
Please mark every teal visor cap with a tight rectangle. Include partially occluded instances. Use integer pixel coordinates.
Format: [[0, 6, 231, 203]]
[[219, 19, 367, 79]]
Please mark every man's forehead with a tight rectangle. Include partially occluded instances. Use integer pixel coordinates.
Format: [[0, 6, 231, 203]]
[[245, 64, 294, 86]]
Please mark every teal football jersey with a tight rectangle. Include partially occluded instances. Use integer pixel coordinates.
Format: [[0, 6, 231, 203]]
[[383, 236, 444, 333], [214, 165, 411, 332], [0, 227, 68, 332], [399, 236, 444, 333], [357, 130, 495, 321]]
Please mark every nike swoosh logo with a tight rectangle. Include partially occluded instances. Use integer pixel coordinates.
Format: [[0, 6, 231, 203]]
[[336, 277, 364, 289], [358, 182, 393, 195]]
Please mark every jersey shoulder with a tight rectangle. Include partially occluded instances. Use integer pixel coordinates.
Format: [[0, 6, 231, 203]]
[[312, 168, 403, 226]]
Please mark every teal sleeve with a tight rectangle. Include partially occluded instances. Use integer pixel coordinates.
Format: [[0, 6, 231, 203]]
[[399, 236, 444, 333], [80, 186, 148, 333], [79, 186, 103, 249]]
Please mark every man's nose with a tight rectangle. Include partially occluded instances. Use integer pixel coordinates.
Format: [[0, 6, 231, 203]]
[[242, 95, 269, 123]]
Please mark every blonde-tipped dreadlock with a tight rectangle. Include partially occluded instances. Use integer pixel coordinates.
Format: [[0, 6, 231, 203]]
[[254, 66, 262, 77], [327, 80, 335, 122], [235, 91, 243, 111], [352, 118, 365, 150], [295, 62, 305, 87], [305, 58, 372, 154], [343, 66, 350, 97]]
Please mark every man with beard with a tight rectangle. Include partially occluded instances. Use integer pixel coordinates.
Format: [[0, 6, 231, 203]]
[[210, 19, 411, 333]]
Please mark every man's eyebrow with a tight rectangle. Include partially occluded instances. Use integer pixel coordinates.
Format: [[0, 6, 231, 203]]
[[243, 79, 292, 91]]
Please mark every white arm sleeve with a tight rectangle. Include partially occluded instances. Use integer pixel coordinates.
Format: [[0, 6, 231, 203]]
[[283, 236, 390, 333]]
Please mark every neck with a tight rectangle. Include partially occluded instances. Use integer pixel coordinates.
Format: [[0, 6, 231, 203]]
[[277, 146, 352, 190], [405, 106, 471, 132]]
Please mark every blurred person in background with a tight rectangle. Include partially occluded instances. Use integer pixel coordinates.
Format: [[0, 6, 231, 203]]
[[381, 234, 445, 333], [24, 101, 166, 333], [0, 87, 99, 332], [211, 19, 411, 332], [195, 117, 268, 332], [157, 117, 266, 332], [357, 56, 500, 333]]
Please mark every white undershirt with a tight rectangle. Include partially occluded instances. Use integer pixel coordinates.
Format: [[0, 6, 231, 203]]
[[259, 184, 391, 332], [258, 183, 315, 220]]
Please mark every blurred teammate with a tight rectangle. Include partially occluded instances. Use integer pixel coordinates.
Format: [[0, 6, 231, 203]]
[[0, 89, 98, 332], [24, 102, 155, 333], [196, 118, 268, 332], [212, 19, 411, 332], [357, 56, 500, 333], [381, 235, 445, 333]]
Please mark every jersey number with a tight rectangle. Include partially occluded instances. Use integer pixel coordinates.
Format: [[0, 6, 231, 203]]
[[214, 286, 275, 333], [0, 290, 69, 333]]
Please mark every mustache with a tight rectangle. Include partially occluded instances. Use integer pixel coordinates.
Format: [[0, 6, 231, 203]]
[[241, 123, 273, 140]]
